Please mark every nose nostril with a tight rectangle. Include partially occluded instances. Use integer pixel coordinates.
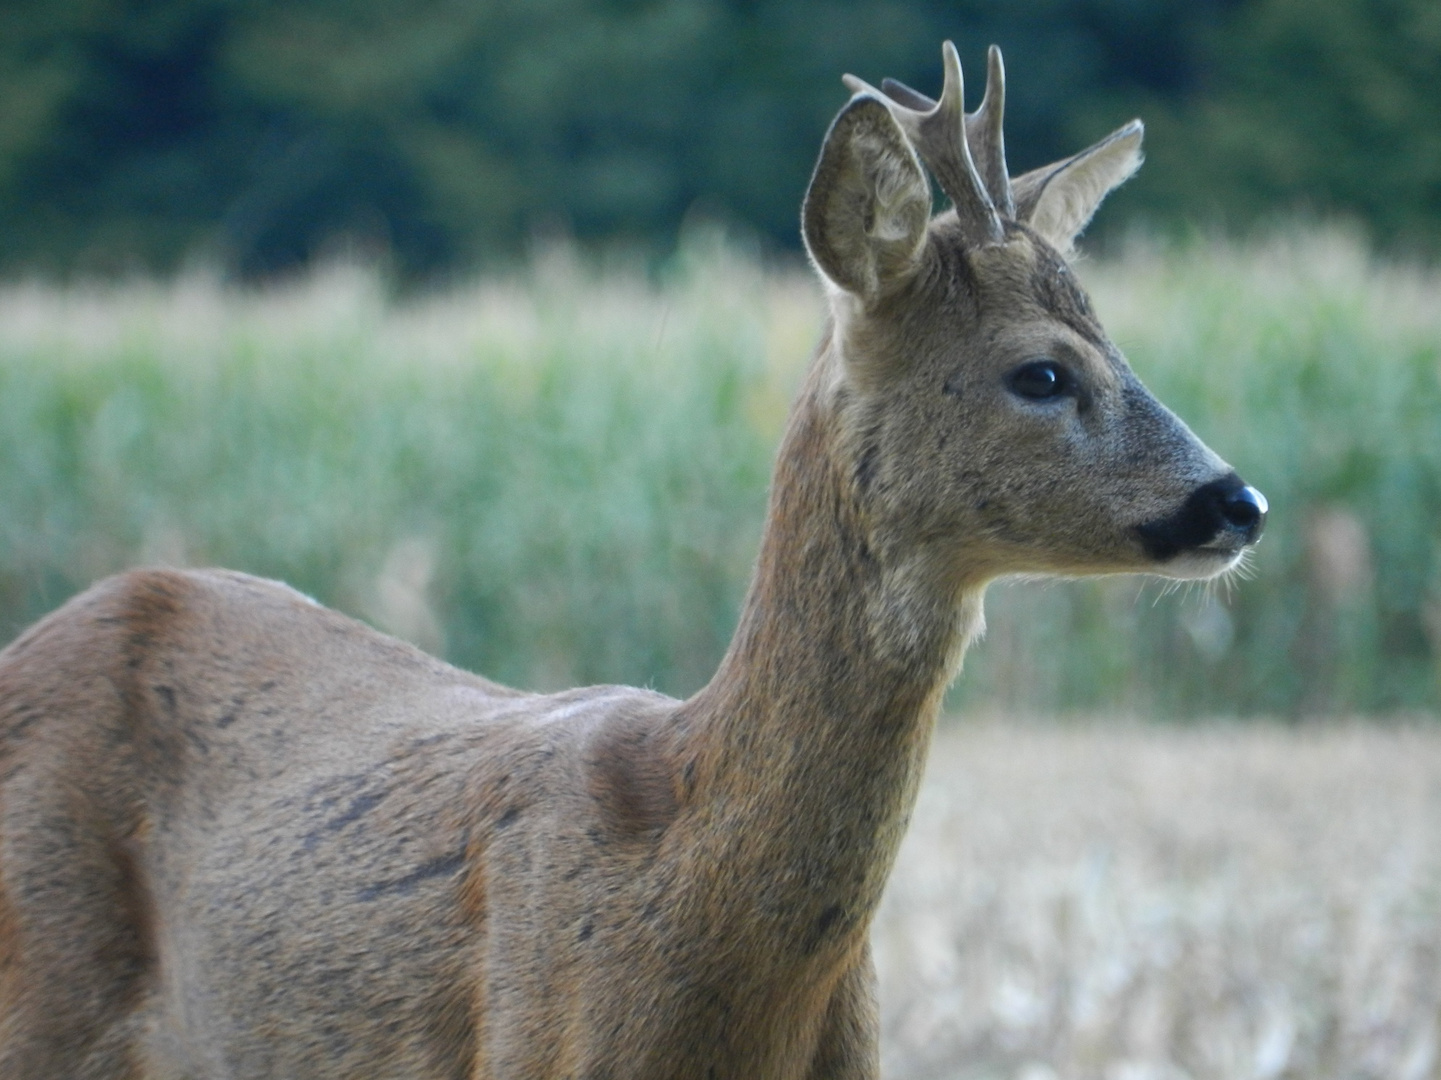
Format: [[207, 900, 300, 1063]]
[[1221, 485, 1268, 535]]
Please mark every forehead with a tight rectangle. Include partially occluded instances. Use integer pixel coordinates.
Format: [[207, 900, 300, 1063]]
[[927, 219, 1109, 350]]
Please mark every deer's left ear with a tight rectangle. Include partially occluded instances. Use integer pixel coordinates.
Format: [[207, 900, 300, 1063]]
[[803, 95, 932, 302], [1014, 120, 1143, 255]]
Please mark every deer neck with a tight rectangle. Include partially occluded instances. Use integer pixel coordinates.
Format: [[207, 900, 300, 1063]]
[[677, 345, 985, 925]]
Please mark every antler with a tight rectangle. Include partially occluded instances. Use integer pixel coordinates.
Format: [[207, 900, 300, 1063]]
[[968, 46, 1014, 218], [844, 41, 1012, 244]]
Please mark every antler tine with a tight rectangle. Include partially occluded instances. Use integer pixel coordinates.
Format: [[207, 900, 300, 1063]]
[[842, 41, 1003, 246], [964, 45, 1014, 217], [877, 47, 1014, 218], [879, 77, 934, 112]]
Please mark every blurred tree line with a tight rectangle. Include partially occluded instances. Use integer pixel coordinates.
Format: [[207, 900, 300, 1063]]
[[1, 0, 1437, 280]]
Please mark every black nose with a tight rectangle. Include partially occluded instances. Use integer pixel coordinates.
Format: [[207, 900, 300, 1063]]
[[1135, 472, 1267, 560], [1220, 484, 1268, 540]]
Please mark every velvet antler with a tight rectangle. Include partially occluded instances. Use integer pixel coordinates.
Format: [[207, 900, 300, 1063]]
[[843, 41, 1009, 246]]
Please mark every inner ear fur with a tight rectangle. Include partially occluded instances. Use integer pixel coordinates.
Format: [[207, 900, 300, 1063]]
[[803, 95, 932, 301], [1013, 120, 1143, 255]]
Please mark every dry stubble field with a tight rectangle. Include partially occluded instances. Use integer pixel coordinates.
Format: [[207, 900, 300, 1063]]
[[875, 721, 1441, 1080]]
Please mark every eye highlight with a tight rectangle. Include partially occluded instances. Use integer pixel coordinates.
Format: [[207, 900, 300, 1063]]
[[1006, 360, 1070, 401]]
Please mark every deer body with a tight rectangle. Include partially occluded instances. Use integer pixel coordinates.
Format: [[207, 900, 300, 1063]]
[[0, 42, 1265, 1079]]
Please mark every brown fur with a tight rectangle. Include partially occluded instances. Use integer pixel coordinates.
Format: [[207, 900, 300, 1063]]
[[0, 45, 1259, 1079]]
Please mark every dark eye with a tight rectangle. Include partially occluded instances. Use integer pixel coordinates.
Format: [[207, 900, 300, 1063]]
[[1007, 360, 1069, 401]]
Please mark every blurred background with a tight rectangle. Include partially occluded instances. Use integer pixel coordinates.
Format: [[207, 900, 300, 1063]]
[[3, 4, 1441, 1076], [2, 0, 1439, 278]]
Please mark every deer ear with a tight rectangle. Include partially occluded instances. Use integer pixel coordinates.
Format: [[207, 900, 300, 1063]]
[[1013, 120, 1143, 255], [803, 95, 932, 301]]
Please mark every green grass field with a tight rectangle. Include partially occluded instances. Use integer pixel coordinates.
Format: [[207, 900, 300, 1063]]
[[1, 228, 1438, 716]]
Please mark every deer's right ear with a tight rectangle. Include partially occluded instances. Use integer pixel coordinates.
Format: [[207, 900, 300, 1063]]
[[803, 95, 931, 302]]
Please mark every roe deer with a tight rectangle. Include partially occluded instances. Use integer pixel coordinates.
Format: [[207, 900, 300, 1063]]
[[0, 41, 1265, 1079]]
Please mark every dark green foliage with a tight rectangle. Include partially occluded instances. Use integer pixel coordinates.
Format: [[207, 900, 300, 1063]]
[[17, 0, 1406, 279], [1137, 0, 1441, 250]]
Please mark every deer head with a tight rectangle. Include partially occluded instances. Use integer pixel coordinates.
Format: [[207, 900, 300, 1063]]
[[799, 41, 1266, 603]]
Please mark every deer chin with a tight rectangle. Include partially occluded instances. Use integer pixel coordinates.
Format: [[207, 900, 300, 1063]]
[[999, 541, 1246, 583], [1146, 545, 1250, 582]]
